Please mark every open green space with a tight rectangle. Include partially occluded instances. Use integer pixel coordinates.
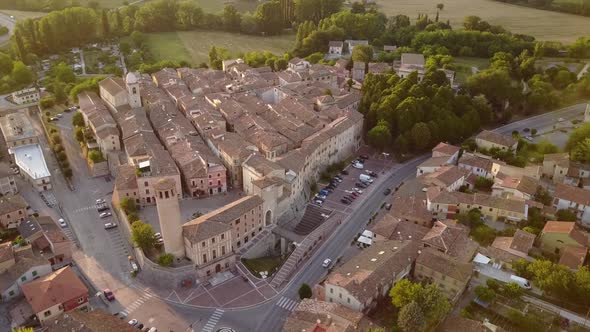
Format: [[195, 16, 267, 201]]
[[241, 256, 284, 277], [143, 30, 294, 65], [375, 0, 590, 43]]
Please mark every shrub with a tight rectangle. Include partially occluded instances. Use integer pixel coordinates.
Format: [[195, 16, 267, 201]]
[[298, 283, 312, 299], [40, 97, 56, 109], [50, 133, 62, 145], [157, 253, 174, 267], [127, 212, 139, 223], [63, 168, 72, 178]]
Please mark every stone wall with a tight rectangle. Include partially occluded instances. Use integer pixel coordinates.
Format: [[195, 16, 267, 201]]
[[241, 232, 276, 259], [112, 200, 197, 288], [91, 160, 109, 177]]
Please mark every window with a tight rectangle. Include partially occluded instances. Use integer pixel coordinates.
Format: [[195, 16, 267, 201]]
[[222, 246, 226, 255], [77, 297, 85, 304], [8, 290, 14, 296], [330, 288, 333, 294], [221, 234, 225, 240], [165, 191, 169, 199], [44, 310, 51, 317], [339, 293, 342, 299], [202, 241, 206, 247], [235, 219, 240, 225], [202, 254, 207, 263], [144, 181, 149, 187], [211, 237, 215, 244], [20, 276, 26, 282], [32, 271, 37, 277], [212, 250, 216, 259], [347, 298, 350, 303], [146, 189, 150, 194], [18, 211, 22, 215]]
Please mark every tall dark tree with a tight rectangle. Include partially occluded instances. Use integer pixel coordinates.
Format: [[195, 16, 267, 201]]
[[101, 10, 110, 38]]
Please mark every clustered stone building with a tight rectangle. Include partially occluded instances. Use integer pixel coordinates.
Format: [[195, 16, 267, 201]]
[[96, 58, 362, 280]]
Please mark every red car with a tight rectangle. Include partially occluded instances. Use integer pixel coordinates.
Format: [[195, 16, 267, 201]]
[[104, 289, 115, 301]]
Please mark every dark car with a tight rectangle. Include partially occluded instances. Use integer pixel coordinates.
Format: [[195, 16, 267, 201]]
[[347, 195, 356, 200], [356, 182, 367, 188], [136, 324, 144, 330], [322, 187, 333, 193], [384, 188, 392, 195], [103, 289, 115, 301], [340, 198, 351, 205], [368, 171, 378, 177], [342, 196, 353, 202], [97, 204, 110, 212], [341, 170, 349, 175]]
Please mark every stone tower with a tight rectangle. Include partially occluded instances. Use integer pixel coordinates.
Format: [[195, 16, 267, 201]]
[[125, 72, 142, 109], [154, 178, 185, 258]]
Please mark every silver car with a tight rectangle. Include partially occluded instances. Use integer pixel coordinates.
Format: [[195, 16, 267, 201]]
[[104, 222, 117, 229], [99, 212, 112, 218]]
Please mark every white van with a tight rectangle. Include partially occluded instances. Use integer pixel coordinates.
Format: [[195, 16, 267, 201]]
[[359, 174, 373, 183], [510, 275, 532, 289]]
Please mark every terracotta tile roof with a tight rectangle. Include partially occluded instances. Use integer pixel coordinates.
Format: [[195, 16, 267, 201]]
[[283, 299, 364, 332], [183, 219, 231, 243], [369, 214, 429, 241], [184, 195, 263, 229], [0, 243, 14, 264], [421, 220, 478, 262], [458, 153, 495, 172], [0, 194, 27, 214], [114, 165, 138, 191], [476, 130, 517, 148], [510, 229, 535, 253], [432, 142, 460, 157], [542, 221, 588, 246], [326, 240, 420, 303], [45, 309, 137, 332], [559, 245, 587, 270], [418, 156, 452, 168], [21, 266, 88, 313], [99, 77, 126, 97], [416, 247, 473, 282], [543, 152, 570, 162], [555, 184, 590, 206]]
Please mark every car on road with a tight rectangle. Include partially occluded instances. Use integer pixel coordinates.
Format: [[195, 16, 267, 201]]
[[558, 117, 565, 122], [322, 258, 332, 268], [104, 222, 117, 229], [128, 319, 138, 326], [130, 260, 139, 272], [58, 218, 67, 227], [352, 162, 364, 169], [97, 204, 109, 212], [524, 136, 533, 141], [49, 117, 58, 121], [103, 289, 115, 301], [384, 188, 392, 195], [100, 211, 112, 218], [96, 198, 106, 204]]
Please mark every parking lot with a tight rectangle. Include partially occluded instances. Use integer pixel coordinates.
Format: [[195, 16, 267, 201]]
[[315, 152, 396, 214]]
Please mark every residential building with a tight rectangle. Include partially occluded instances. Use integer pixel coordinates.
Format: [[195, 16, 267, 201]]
[[432, 142, 461, 163], [417, 156, 455, 176], [458, 152, 501, 179], [553, 184, 590, 224], [422, 166, 470, 192], [475, 130, 518, 152], [183, 195, 264, 250], [389, 178, 436, 227], [542, 152, 570, 183], [370, 213, 430, 243], [558, 245, 587, 270], [11, 88, 40, 105], [421, 220, 479, 262], [491, 175, 540, 200], [43, 309, 138, 332], [0, 164, 18, 195], [352, 62, 366, 81], [0, 194, 28, 229], [18, 216, 73, 270], [428, 190, 529, 222], [395, 53, 426, 80], [154, 178, 185, 258], [282, 298, 374, 332], [324, 240, 420, 312], [0, 112, 39, 148], [9, 143, 52, 191], [485, 229, 535, 268], [344, 40, 369, 54], [0, 245, 52, 302], [539, 221, 588, 254], [415, 247, 473, 302], [328, 41, 344, 55], [0, 243, 15, 274], [183, 218, 235, 279], [78, 91, 121, 154], [21, 266, 88, 324]]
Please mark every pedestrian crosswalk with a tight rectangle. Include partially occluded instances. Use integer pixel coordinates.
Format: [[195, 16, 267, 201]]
[[61, 227, 75, 242], [202, 309, 224, 332], [120, 291, 154, 316], [276, 296, 298, 311], [72, 205, 101, 213]]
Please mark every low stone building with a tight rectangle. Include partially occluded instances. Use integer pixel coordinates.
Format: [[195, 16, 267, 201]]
[[0, 194, 28, 229], [415, 247, 473, 302], [475, 130, 518, 152]]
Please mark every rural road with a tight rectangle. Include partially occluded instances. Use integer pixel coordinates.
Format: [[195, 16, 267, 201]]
[[0, 12, 15, 46]]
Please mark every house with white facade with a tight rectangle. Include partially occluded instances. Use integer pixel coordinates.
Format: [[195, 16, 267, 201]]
[[553, 184, 590, 225]]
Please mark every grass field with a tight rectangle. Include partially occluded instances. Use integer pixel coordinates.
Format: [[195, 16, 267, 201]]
[[194, 0, 258, 13], [375, 0, 590, 43], [144, 30, 294, 65]]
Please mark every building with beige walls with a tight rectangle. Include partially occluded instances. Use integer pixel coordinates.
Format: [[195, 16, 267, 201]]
[[183, 219, 235, 279], [475, 130, 518, 152], [415, 247, 473, 302], [0, 243, 15, 274], [154, 178, 185, 258], [0, 112, 38, 148], [0, 194, 28, 229], [78, 91, 121, 154], [324, 240, 420, 312]]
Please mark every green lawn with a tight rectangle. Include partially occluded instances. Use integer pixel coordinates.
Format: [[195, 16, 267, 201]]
[[143, 30, 294, 65], [241, 256, 284, 278], [374, 0, 590, 43]]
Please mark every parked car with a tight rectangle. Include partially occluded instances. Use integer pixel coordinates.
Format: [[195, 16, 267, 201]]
[[104, 222, 117, 229], [103, 289, 115, 301], [322, 258, 332, 268], [96, 198, 106, 204], [97, 204, 109, 212], [340, 199, 350, 205], [156, 238, 164, 245], [130, 260, 139, 272], [154, 232, 162, 239], [148, 327, 158, 332], [100, 212, 112, 218], [385, 203, 392, 210], [320, 188, 331, 195], [356, 182, 368, 188], [137, 324, 144, 329], [128, 319, 138, 326], [58, 218, 67, 227], [342, 196, 353, 203], [56, 113, 63, 118], [341, 170, 349, 175], [332, 177, 343, 183], [313, 199, 323, 205], [350, 192, 359, 197], [116, 312, 127, 320], [315, 194, 327, 200], [353, 188, 363, 194], [384, 188, 392, 195], [352, 162, 364, 170], [367, 170, 378, 177], [49, 117, 58, 121]]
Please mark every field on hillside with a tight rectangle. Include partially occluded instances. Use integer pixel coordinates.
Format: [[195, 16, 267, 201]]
[[143, 30, 294, 65], [193, 0, 258, 14], [375, 0, 590, 43]]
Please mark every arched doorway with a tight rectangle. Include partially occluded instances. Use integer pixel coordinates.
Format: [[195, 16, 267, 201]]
[[215, 264, 221, 273], [265, 210, 272, 226]]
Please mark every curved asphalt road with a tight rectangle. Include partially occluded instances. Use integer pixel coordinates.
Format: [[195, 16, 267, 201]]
[[0, 13, 15, 46]]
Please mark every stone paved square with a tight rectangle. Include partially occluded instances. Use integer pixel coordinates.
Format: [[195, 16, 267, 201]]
[[208, 277, 255, 305]]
